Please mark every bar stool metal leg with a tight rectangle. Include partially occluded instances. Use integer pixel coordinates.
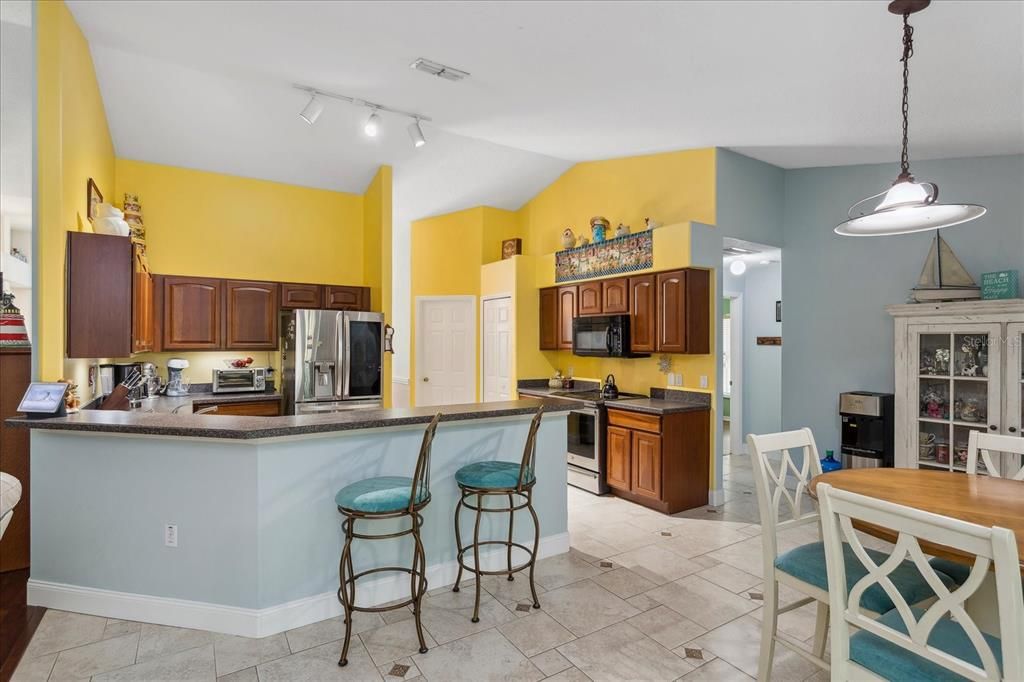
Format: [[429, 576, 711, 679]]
[[338, 517, 355, 666], [452, 493, 465, 593], [471, 492, 484, 623], [526, 490, 541, 608], [506, 493, 515, 581]]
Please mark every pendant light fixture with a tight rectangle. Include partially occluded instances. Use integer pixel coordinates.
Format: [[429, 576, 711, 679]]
[[835, 0, 986, 236]]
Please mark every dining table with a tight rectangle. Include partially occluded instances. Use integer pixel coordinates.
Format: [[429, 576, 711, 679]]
[[808, 468, 1024, 572]]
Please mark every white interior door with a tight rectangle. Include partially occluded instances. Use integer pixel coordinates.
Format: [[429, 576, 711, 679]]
[[417, 297, 476, 406], [482, 296, 512, 402]]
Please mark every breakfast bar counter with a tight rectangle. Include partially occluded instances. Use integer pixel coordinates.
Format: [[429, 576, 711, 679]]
[[12, 399, 572, 637]]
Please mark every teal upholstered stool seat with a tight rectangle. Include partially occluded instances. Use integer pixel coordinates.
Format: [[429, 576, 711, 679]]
[[774, 542, 956, 613], [455, 461, 534, 490], [335, 476, 429, 514], [850, 607, 1003, 682]]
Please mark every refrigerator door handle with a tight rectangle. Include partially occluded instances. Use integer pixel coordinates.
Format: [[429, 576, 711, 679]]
[[340, 312, 352, 400]]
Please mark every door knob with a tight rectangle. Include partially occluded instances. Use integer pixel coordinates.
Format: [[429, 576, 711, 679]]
[[423, 377, 429, 382]]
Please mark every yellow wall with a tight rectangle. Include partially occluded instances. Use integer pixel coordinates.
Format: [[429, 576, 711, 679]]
[[36, 0, 116, 388], [114, 159, 364, 283], [363, 166, 394, 406]]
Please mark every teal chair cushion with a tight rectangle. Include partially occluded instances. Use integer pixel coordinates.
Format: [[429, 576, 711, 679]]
[[455, 461, 534, 490], [928, 557, 971, 586], [335, 476, 427, 514], [850, 606, 1003, 681], [774, 542, 956, 613]]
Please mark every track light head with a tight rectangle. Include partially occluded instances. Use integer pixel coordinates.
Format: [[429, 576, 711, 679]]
[[408, 119, 426, 148], [298, 94, 324, 125], [364, 110, 381, 137]]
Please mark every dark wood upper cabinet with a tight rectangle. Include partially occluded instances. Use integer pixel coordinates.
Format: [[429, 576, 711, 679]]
[[280, 283, 322, 309], [557, 285, 577, 350], [67, 233, 133, 358], [325, 285, 369, 311], [224, 280, 279, 349], [683, 268, 710, 354], [629, 275, 656, 353], [539, 288, 558, 350], [131, 244, 155, 354], [601, 278, 629, 314], [577, 281, 602, 316], [656, 270, 687, 353], [161, 276, 222, 350]]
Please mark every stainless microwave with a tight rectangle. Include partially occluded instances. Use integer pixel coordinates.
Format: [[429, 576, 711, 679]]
[[212, 367, 267, 393], [572, 314, 649, 358]]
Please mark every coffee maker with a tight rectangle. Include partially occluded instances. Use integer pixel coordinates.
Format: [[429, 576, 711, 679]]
[[166, 358, 190, 397]]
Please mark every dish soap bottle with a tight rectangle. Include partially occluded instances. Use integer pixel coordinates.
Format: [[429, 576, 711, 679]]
[[821, 450, 842, 473]]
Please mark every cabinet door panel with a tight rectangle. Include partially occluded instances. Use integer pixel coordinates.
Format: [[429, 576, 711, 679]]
[[629, 275, 656, 353], [602, 278, 629, 314], [162, 276, 222, 350], [225, 280, 279, 349], [280, 283, 322, 309], [66, 233, 132, 358], [325, 285, 368, 311], [606, 425, 632, 490], [578, 281, 603, 316], [132, 246, 154, 353], [539, 287, 559, 350], [194, 399, 281, 416], [684, 269, 711, 354], [631, 431, 662, 499], [656, 270, 686, 353], [557, 286, 577, 350]]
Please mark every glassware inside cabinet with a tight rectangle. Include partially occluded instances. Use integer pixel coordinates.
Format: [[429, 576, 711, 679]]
[[954, 333, 989, 378], [918, 420, 949, 469], [919, 378, 950, 420], [953, 380, 988, 424], [919, 333, 951, 376]]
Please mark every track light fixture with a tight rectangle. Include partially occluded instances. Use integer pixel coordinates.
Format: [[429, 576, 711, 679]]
[[364, 110, 381, 137], [298, 94, 324, 125], [407, 119, 426, 148], [294, 84, 431, 148]]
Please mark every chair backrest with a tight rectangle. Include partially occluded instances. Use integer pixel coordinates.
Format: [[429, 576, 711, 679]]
[[408, 413, 442, 512], [517, 406, 544, 492], [818, 483, 1024, 682], [747, 428, 824, 569], [967, 431, 1024, 481]]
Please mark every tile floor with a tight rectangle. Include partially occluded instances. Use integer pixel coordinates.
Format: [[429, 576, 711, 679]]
[[13, 455, 828, 681]]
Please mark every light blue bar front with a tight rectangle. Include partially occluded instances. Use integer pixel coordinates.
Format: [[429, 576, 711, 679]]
[[30, 414, 568, 611]]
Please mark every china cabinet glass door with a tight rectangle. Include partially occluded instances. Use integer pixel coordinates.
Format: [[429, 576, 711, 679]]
[[911, 324, 1002, 473]]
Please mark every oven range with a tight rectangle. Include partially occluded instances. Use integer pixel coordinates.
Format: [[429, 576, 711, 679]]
[[552, 390, 647, 495]]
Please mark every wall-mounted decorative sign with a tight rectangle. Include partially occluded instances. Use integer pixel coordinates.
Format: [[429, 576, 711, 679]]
[[501, 238, 522, 260], [980, 270, 1019, 300], [757, 336, 782, 346], [555, 230, 653, 283]]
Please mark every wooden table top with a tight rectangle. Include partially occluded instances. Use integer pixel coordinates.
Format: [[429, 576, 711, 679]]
[[809, 469, 1024, 571]]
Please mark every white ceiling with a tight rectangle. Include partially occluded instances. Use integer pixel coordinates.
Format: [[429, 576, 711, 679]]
[[65, 0, 1024, 203]]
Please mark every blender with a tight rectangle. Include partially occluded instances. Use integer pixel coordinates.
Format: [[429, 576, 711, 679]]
[[165, 358, 190, 397]]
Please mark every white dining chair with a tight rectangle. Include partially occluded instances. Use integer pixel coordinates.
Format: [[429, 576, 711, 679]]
[[748, 429, 959, 682], [966, 431, 1024, 481], [818, 482, 1023, 682]]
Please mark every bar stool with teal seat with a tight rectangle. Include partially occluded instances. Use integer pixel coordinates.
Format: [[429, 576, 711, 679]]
[[334, 413, 441, 667], [452, 406, 543, 622]]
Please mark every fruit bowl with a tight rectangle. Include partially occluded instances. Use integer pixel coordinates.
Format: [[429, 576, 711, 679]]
[[224, 357, 254, 369]]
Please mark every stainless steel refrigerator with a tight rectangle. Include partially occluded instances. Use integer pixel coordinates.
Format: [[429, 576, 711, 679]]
[[281, 310, 385, 414]]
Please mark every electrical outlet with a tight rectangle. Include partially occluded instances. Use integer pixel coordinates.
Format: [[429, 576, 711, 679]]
[[674, 373, 683, 386], [567, 366, 574, 378], [164, 523, 178, 548], [699, 375, 709, 389]]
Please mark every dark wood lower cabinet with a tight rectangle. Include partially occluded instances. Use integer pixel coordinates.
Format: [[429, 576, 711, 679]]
[[0, 347, 31, 572], [606, 407, 709, 514], [193, 398, 282, 416]]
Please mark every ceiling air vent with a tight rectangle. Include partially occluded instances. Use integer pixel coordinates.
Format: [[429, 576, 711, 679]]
[[723, 246, 757, 256], [410, 58, 470, 82]]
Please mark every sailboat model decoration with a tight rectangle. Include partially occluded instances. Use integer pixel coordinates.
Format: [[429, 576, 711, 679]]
[[910, 232, 980, 302]]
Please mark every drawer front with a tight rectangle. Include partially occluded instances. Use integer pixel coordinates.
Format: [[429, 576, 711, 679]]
[[606, 405, 663, 432], [607, 408, 661, 433], [194, 399, 281, 417]]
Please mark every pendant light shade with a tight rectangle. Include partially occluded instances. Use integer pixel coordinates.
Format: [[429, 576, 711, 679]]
[[835, 0, 986, 236]]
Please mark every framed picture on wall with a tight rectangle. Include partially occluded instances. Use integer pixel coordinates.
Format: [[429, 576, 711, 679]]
[[775, 300, 782, 323], [87, 178, 103, 222]]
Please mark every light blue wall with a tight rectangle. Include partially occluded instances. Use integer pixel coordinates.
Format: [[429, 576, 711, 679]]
[[31, 415, 568, 611], [716, 149, 785, 247], [781, 154, 1024, 452]]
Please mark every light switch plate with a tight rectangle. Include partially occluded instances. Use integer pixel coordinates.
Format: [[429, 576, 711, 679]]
[[164, 524, 178, 547], [699, 375, 709, 389]]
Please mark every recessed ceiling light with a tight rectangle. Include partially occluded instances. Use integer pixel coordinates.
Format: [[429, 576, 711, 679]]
[[729, 260, 747, 276], [410, 57, 470, 82], [298, 94, 324, 125], [364, 110, 381, 137], [408, 119, 426, 148]]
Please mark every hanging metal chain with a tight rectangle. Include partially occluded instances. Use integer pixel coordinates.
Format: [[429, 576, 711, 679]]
[[899, 12, 915, 178]]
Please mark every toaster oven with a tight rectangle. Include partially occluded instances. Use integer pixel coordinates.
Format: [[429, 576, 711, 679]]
[[212, 368, 267, 393]]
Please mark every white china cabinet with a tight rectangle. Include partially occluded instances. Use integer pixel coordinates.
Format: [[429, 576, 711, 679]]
[[889, 300, 1024, 473]]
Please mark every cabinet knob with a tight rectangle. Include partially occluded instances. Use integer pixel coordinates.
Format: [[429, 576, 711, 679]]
[[423, 377, 429, 383], [1010, 427, 1018, 433], [988, 424, 998, 431]]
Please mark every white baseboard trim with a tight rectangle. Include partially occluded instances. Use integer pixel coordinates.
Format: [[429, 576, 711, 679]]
[[708, 488, 725, 507], [28, 532, 569, 638]]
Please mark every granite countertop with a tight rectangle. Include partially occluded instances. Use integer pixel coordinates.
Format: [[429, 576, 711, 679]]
[[609, 399, 709, 415], [7, 397, 575, 440], [516, 380, 711, 415]]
